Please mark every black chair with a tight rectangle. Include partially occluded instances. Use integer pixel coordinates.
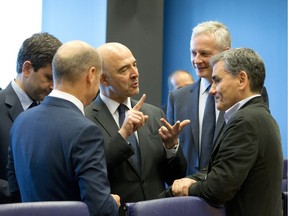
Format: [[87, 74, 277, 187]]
[[0, 201, 89, 216], [125, 196, 226, 216]]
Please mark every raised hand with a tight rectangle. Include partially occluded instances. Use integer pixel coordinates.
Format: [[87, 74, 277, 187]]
[[118, 94, 149, 139], [158, 118, 190, 149]]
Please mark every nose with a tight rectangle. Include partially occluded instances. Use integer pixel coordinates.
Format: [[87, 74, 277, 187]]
[[130, 66, 139, 78], [49, 81, 53, 91], [209, 83, 216, 95], [193, 53, 203, 65]]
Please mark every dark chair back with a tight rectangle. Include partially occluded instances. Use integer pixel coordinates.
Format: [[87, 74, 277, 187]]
[[0, 201, 89, 216], [125, 196, 226, 216], [283, 159, 287, 192]]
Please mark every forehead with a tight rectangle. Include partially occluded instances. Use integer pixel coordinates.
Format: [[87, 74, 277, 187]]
[[212, 61, 235, 82], [105, 47, 136, 70], [190, 33, 218, 52]]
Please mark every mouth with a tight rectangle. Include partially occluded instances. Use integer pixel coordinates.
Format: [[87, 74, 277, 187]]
[[131, 82, 139, 88]]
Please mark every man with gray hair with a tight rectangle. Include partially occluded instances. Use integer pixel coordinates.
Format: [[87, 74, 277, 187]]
[[166, 21, 269, 176], [171, 48, 283, 216]]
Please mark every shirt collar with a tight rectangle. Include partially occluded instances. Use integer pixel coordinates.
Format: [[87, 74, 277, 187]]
[[100, 93, 132, 114], [200, 78, 211, 95], [49, 90, 85, 115], [11, 80, 34, 110], [224, 94, 261, 123]]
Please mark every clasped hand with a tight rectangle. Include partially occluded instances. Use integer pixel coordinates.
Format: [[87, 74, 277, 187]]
[[171, 178, 196, 196]]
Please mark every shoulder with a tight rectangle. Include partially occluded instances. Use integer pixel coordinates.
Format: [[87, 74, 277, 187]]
[[170, 79, 199, 98]]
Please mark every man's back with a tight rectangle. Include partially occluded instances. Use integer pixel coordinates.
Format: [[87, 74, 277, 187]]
[[8, 96, 117, 216]]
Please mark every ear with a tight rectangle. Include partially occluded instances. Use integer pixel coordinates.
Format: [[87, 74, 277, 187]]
[[238, 71, 248, 90], [22, 61, 33, 77], [100, 73, 109, 86], [86, 67, 96, 84]]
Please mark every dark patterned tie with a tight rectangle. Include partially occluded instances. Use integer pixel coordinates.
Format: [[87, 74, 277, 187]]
[[118, 104, 141, 173], [200, 85, 216, 169], [28, 101, 38, 109]]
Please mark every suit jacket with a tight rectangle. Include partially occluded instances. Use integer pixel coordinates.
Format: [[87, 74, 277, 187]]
[[7, 96, 118, 216], [0, 82, 23, 203], [188, 97, 283, 216], [167, 79, 269, 175], [85, 96, 187, 215]]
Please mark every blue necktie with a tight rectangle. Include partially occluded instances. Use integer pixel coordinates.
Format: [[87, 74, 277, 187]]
[[200, 85, 216, 169], [118, 104, 141, 173]]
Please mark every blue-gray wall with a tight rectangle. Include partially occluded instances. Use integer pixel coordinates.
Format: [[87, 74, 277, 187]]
[[41, 0, 106, 47], [41, 0, 287, 158], [163, 0, 287, 158]]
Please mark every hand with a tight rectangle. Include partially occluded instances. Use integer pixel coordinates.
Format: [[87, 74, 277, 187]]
[[118, 94, 149, 139], [158, 118, 190, 149], [111, 194, 121, 208], [171, 178, 196, 196]]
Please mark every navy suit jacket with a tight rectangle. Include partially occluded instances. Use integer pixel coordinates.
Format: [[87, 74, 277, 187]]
[[189, 97, 283, 216], [167, 79, 269, 175], [7, 96, 118, 216], [85, 96, 187, 215], [0, 83, 23, 202]]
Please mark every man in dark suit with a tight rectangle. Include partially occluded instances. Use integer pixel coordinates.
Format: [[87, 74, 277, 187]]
[[7, 41, 120, 216], [167, 21, 269, 175], [0, 32, 62, 203], [85, 42, 189, 215], [171, 48, 283, 216]]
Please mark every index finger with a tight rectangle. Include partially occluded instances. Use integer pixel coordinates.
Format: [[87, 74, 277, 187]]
[[133, 94, 146, 111]]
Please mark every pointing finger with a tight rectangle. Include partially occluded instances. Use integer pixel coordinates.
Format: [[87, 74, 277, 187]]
[[133, 94, 146, 111]]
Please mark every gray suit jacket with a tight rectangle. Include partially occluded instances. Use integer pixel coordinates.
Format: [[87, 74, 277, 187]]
[[0, 82, 23, 202], [85, 96, 187, 215]]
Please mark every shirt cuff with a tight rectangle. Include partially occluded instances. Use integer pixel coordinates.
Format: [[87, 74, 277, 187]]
[[164, 143, 179, 159]]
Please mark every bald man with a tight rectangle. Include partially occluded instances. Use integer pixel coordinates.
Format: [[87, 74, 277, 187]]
[[85, 42, 189, 215], [8, 40, 120, 216], [169, 70, 194, 91]]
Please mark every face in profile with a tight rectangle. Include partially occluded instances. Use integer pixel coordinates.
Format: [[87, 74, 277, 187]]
[[102, 48, 140, 102], [210, 61, 241, 111], [24, 63, 53, 101]]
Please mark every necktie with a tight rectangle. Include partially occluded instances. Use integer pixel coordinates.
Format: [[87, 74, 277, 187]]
[[28, 101, 38, 109], [200, 85, 216, 168], [118, 104, 141, 173]]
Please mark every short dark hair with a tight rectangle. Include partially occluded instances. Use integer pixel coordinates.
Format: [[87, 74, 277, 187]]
[[16, 32, 62, 74]]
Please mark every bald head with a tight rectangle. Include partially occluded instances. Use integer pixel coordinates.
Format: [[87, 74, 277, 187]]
[[97, 42, 133, 75], [53, 40, 101, 84], [170, 70, 194, 90]]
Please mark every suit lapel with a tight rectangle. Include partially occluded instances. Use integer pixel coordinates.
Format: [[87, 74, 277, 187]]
[[190, 80, 201, 154], [95, 97, 141, 175], [213, 111, 225, 144], [5, 83, 24, 121], [130, 99, 145, 175], [91, 97, 119, 136]]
